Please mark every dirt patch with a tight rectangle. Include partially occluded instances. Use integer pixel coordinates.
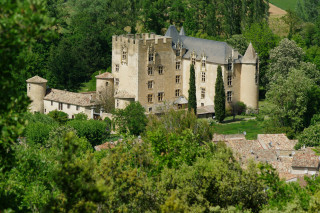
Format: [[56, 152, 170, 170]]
[[269, 3, 287, 16]]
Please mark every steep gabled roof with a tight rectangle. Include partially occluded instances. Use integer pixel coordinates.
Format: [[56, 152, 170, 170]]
[[242, 42, 257, 64], [95, 72, 113, 79], [26, 75, 47, 83]]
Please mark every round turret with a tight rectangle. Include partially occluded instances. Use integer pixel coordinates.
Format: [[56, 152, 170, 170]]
[[26, 76, 47, 113], [95, 72, 114, 101], [240, 43, 259, 110]]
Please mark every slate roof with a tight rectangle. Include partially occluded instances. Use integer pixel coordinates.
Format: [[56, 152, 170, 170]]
[[179, 26, 186, 36], [26, 75, 48, 83], [292, 148, 320, 168], [164, 25, 239, 64], [44, 89, 97, 107], [95, 72, 113, 79]]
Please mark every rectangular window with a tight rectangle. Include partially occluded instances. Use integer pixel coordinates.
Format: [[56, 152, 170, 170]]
[[115, 78, 119, 86], [175, 89, 180, 97], [158, 92, 164, 102], [148, 66, 153, 75], [67, 104, 70, 109], [201, 72, 206, 82], [202, 59, 206, 68], [149, 107, 152, 112], [228, 62, 232, 71], [158, 66, 163, 75], [201, 103, 204, 106], [148, 94, 153, 103], [255, 71, 259, 84], [72, 115, 74, 119], [176, 49, 180, 56], [192, 58, 196, 65], [58, 103, 63, 110], [76, 105, 79, 110], [201, 88, 205, 99], [51, 101, 53, 106], [227, 91, 232, 102], [148, 81, 153, 89], [44, 109, 46, 113], [116, 100, 120, 107], [176, 61, 181, 70], [176, 75, 181, 84], [115, 64, 119, 72], [28, 84, 31, 91], [228, 75, 232, 86], [148, 53, 154, 62], [122, 51, 127, 60]]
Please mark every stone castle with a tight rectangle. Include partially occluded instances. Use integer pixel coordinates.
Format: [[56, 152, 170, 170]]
[[27, 25, 259, 118]]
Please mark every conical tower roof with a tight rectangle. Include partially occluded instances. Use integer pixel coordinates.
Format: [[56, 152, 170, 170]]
[[179, 26, 186, 36], [165, 25, 180, 43], [242, 42, 257, 64], [26, 75, 47, 83]]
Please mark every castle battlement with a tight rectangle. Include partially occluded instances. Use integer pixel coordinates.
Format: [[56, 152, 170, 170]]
[[112, 33, 172, 48]]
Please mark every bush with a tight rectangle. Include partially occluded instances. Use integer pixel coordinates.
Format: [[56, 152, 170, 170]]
[[74, 112, 88, 120], [295, 124, 320, 149], [234, 101, 247, 115], [25, 112, 58, 125], [113, 101, 147, 136], [310, 114, 320, 126], [26, 122, 57, 144], [67, 120, 109, 146], [48, 110, 69, 124]]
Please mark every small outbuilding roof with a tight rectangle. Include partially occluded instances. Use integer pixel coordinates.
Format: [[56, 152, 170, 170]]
[[26, 75, 47, 83], [44, 89, 97, 107], [197, 105, 215, 115], [292, 148, 320, 168], [95, 72, 114, 79], [174, 96, 188, 105], [114, 90, 135, 99]]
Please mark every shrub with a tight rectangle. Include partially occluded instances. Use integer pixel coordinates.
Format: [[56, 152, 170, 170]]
[[295, 124, 320, 149], [234, 101, 247, 115], [74, 112, 88, 120], [67, 120, 109, 146], [26, 122, 57, 144], [113, 101, 147, 136], [25, 112, 58, 125], [310, 114, 320, 126], [48, 110, 69, 124]]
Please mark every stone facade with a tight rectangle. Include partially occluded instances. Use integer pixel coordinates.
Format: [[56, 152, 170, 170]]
[[27, 25, 259, 117], [112, 26, 259, 113]]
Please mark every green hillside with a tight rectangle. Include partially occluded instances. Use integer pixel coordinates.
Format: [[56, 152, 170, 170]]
[[269, 0, 298, 11]]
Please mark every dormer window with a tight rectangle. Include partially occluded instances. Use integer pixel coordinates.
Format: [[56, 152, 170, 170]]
[[228, 58, 232, 71], [202, 59, 206, 67], [176, 49, 180, 56]]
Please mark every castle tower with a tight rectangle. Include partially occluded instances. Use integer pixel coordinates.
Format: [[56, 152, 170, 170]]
[[26, 76, 47, 113], [240, 43, 259, 110], [95, 72, 114, 102]]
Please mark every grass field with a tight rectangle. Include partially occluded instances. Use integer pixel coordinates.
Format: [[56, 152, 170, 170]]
[[212, 119, 264, 140], [269, 0, 298, 11]]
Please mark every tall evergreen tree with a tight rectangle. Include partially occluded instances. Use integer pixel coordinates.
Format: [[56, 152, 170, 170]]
[[214, 66, 226, 122], [188, 64, 197, 114]]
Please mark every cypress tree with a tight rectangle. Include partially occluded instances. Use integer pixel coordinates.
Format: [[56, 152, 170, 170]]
[[188, 64, 197, 114], [214, 65, 225, 122]]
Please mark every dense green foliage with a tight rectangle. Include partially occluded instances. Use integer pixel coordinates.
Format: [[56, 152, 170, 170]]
[[188, 64, 197, 114], [48, 110, 69, 124], [67, 119, 109, 146], [3, 0, 320, 212], [214, 66, 226, 122], [74, 112, 88, 120], [113, 101, 148, 136]]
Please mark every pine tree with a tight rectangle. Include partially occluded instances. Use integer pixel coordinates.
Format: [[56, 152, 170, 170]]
[[188, 64, 197, 114], [214, 65, 225, 122]]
